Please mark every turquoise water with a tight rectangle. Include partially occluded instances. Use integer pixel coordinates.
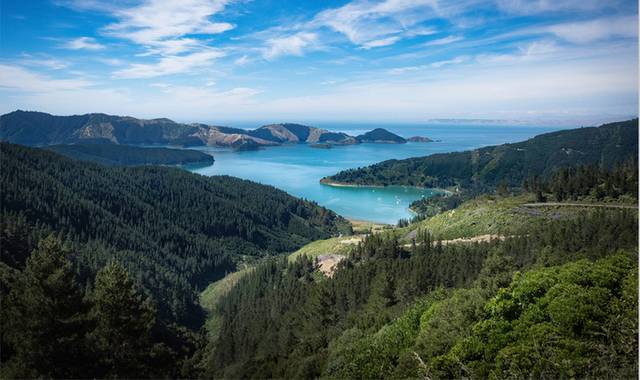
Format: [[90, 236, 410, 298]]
[[186, 124, 565, 224]]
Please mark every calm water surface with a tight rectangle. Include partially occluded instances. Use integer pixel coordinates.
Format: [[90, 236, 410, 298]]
[[186, 124, 566, 224]]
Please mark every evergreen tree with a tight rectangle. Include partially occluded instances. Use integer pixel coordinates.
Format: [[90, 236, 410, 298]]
[[1, 235, 91, 378], [89, 261, 165, 378], [361, 270, 397, 329]]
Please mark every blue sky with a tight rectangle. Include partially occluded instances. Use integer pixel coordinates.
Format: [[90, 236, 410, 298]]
[[0, 0, 637, 125]]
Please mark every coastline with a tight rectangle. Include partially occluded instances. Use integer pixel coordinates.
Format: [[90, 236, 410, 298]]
[[320, 177, 453, 195], [319, 178, 386, 188]]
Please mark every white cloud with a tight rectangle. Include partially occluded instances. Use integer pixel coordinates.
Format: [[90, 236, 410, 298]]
[[0, 64, 93, 92], [0, 64, 260, 120], [263, 32, 318, 60], [64, 37, 105, 50], [360, 36, 400, 49], [19, 55, 69, 70], [424, 35, 463, 46], [250, 55, 637, 122], [496, 0, 608, 14], [113, 50, 224, 78], [234, 55, 250, 65], [388, 55, 467, 73], [103, 0, 233, 54], [475, 40, 558, 65], [430, 56, 468, 67], [544, 16, 638, 44], [311, 0, 438, 48], [98, 58, 124, 66]]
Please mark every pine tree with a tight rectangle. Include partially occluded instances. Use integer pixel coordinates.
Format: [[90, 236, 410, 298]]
[[2, 235, 91, 378], [89, 261, 164, 378], [361, 270, 397, 329]]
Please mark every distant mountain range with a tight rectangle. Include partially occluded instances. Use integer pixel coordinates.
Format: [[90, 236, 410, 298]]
[[0, 111, 430, 148]]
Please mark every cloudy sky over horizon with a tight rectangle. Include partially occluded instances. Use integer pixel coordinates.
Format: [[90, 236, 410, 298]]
[[0, 0, 638, 125]]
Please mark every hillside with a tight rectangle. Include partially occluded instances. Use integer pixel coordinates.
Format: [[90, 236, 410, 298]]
[[0, 142, 351, 326], [201, 205, 638, 378], [324, 119, 638, 189], [405, 194, 612, 240], [1, 111, 405, 148], [45, 144, 214, 166]]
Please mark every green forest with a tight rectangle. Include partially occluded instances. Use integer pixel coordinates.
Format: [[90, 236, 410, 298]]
[[45, 144, 214, 166], [1, 119, 638, 379], [325, 119, 638, 190], [0, 142, 350, 375], [201, 210, 638, 378]]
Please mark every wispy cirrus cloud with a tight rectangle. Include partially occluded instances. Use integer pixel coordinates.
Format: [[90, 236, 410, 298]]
[[311, 0, 438, 48], [360, 36, 401, 49], [388, 55, 468, 74], [543, 16, 638, 44], [424, 35, 464, 46], [84, 0, 235, 78], [102, 0, 233, 53], [496, 0, 611, 14], [0, 64, 93, 92], [112, 49, 224, 78], [63, 36, 105, 50], [18, 54, 69, 70]]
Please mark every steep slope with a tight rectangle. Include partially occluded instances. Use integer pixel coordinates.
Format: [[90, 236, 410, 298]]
[[202, 206, 638, 378], [324, 119, 638, 189], [0, 142, 351, 325], [45, 144, 214, 166], [356, 128, 406, 143]]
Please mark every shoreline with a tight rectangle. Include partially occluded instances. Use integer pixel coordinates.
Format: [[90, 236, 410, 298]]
[[320, 178, 453, 195], [319, 178, 386, 188]]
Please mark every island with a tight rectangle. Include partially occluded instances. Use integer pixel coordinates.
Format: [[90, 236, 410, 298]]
[[355, 128, 407, 143], [407, 136, 434, 142]]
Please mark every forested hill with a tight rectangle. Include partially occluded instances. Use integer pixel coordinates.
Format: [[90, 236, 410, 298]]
[[323, 119, 638, 189], [45, 144, 214, 166], [0, 142, 350, 326]]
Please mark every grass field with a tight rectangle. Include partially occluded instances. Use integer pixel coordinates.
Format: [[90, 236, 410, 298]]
[[406, 193, 638, 241], [288, 235, 360, 262]]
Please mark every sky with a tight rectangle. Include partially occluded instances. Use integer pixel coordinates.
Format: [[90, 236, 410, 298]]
[[0, 0, 638, 125]]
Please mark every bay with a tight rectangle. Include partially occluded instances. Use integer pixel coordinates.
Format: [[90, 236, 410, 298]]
[[186, 124, 565, 224]]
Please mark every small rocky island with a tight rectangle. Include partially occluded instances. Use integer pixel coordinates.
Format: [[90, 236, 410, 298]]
[[407, 136, 434, 142]]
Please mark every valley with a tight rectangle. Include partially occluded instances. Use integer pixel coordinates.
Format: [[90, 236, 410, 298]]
[[2, 1, 637, 378], [1, 118, 637, 379]]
